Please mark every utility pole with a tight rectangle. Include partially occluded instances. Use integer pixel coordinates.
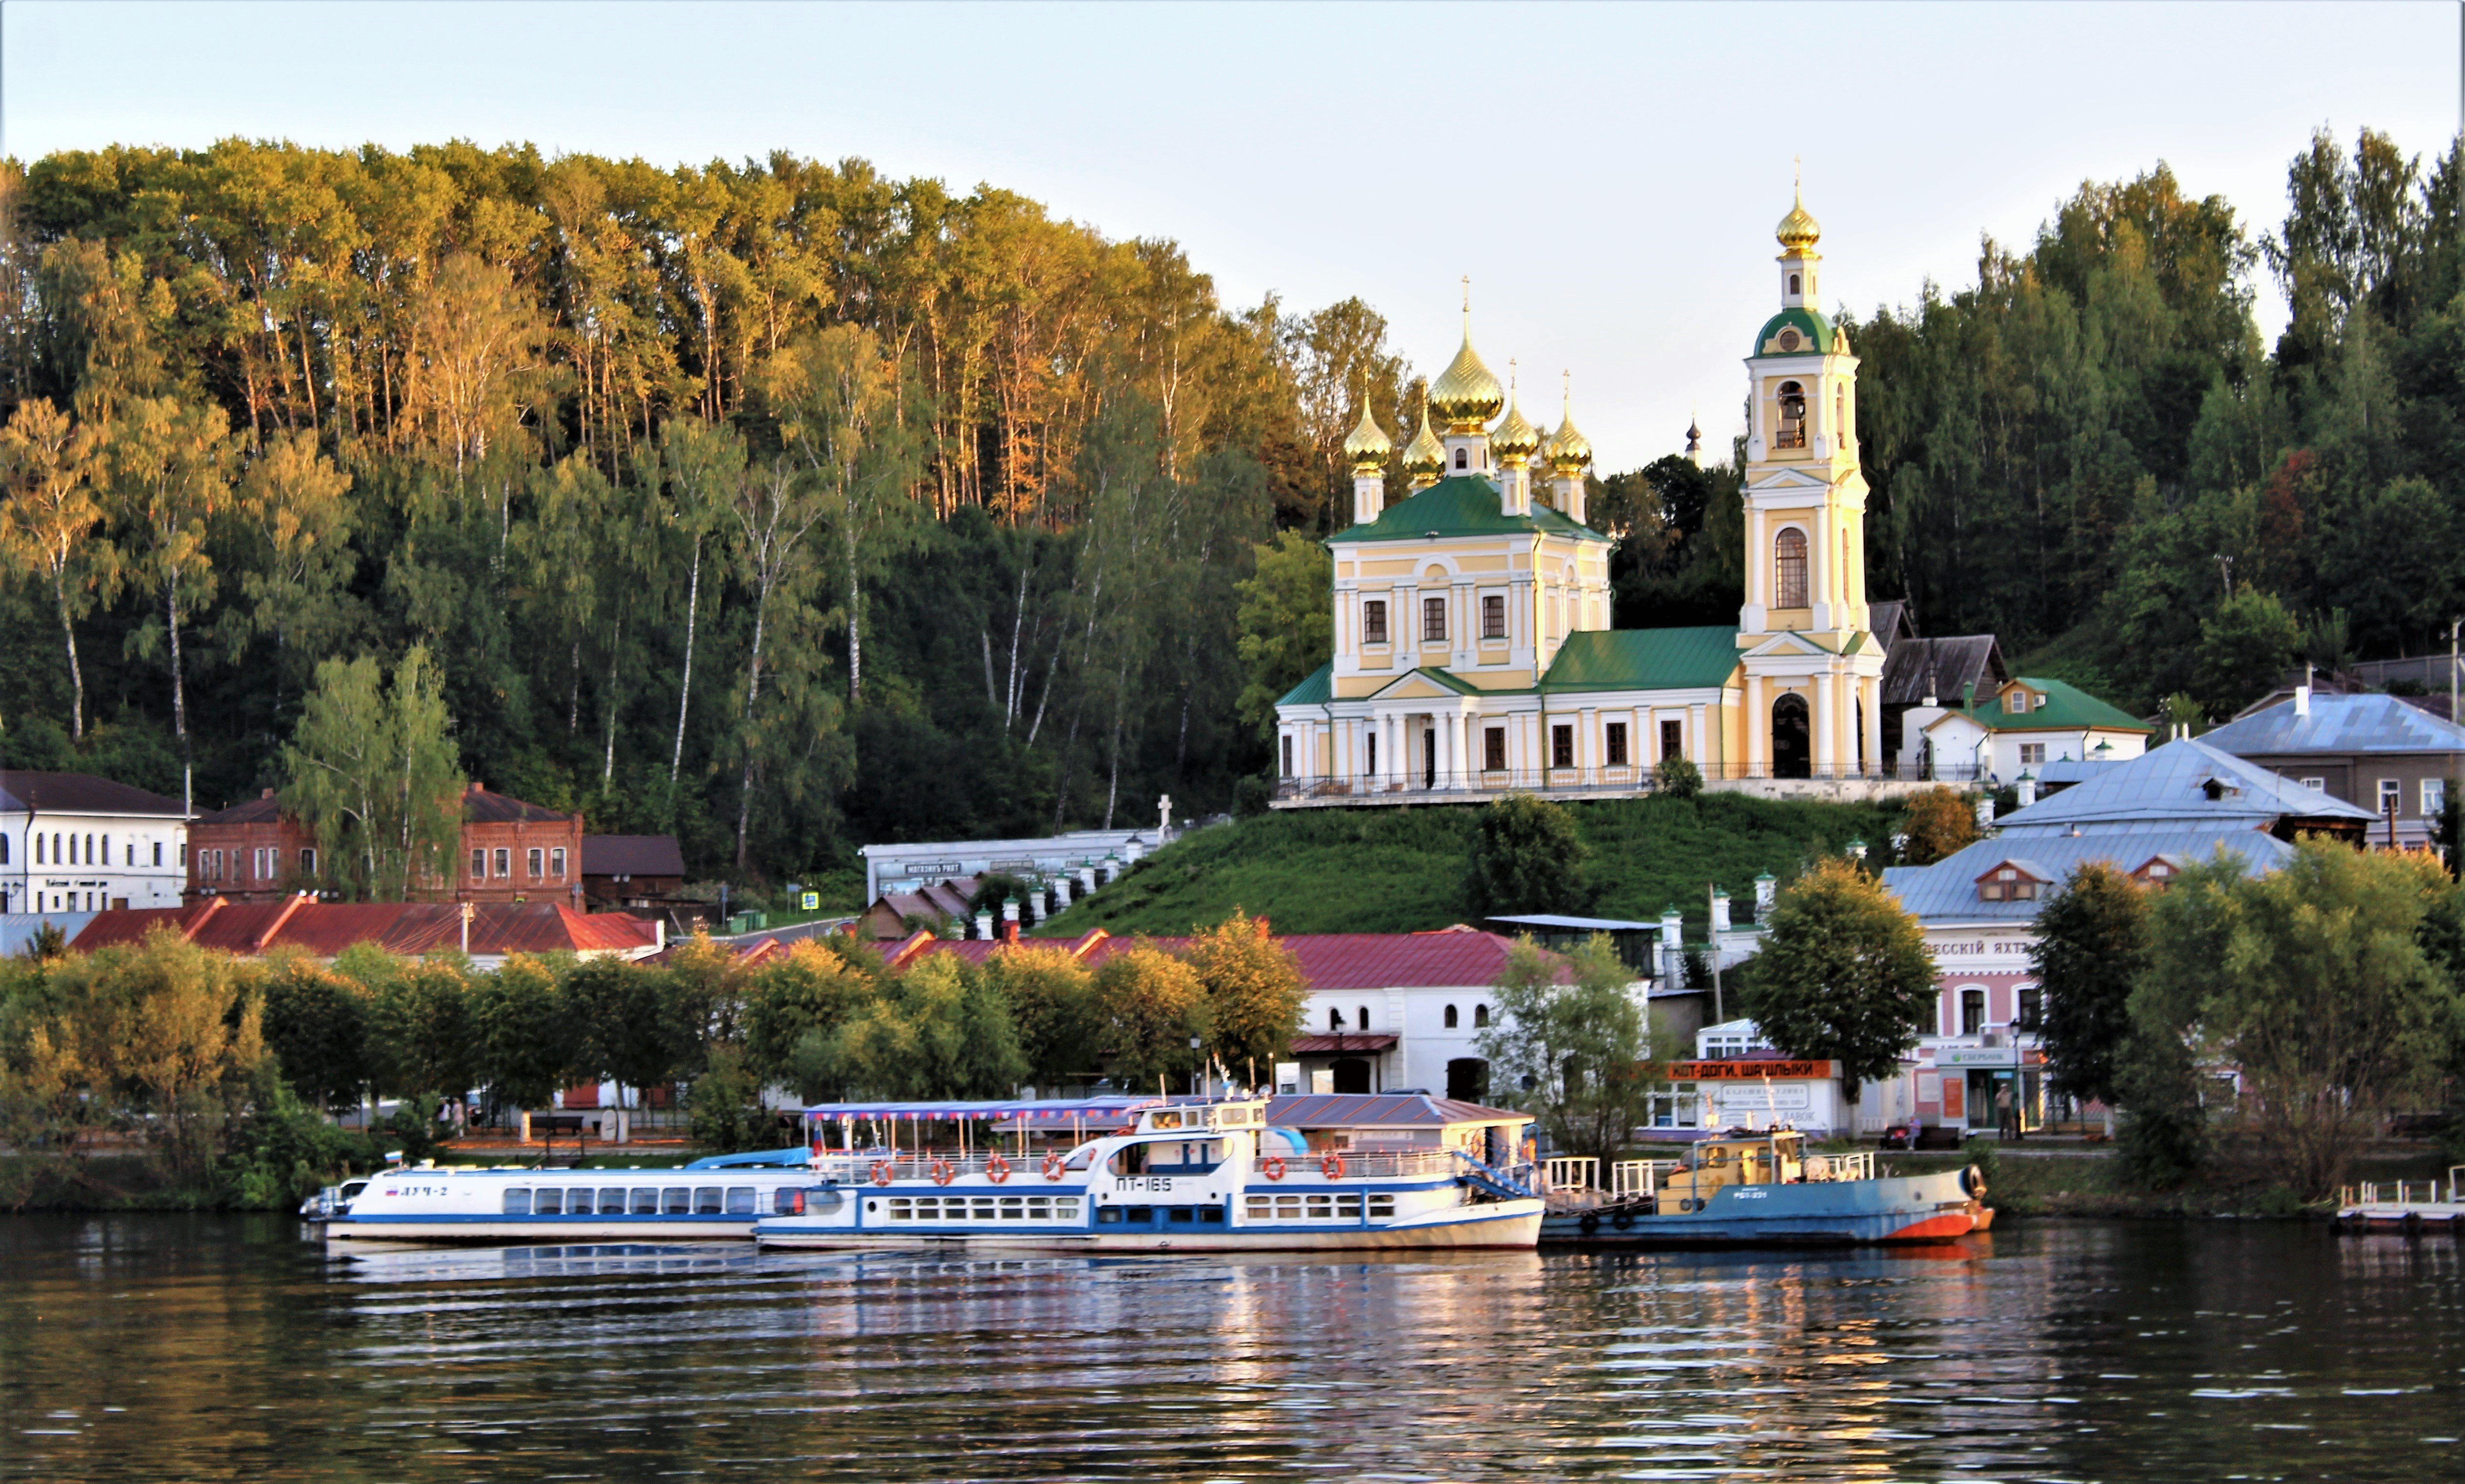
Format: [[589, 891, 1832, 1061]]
[[1708, 882, 1725, 1027]]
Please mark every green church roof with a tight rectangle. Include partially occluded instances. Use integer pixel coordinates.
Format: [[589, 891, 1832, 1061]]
[[1751, 306, 1837, 358], [1334, 475, 1613, 546], [1275, 662, 1334, 708], [1543, 626, 1744, 692]]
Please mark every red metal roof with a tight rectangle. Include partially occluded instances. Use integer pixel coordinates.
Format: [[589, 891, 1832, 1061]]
[[1266, 1093, 1528, 1126], [68, 898, 658, 959], [460, 783, 575, 825], [193, 791, 287, 826], [1279, 931, 1527, 989], [1287, 1032, 1400, 1054]]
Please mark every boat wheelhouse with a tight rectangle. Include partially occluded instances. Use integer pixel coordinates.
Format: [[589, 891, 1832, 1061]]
[[755, 1093, 1544, 1252], [1539, 1127, 1985, 1246]]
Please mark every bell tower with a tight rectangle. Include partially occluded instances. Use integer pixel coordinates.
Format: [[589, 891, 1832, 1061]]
[[1734, 180, 1885, 780]]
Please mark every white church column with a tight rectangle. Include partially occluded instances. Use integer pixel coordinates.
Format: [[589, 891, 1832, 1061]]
[[1690, 702, 1708, 775], [1745, 676, 1765, 777], [1863, 677, 1883, 777], [1813, 673, 1835, 777]]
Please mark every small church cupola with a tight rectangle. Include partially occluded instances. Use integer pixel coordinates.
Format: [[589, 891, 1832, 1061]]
[[1685, 417, 1703, 467], [1428, 284, 1505, 478], [1343, 400, 1393, 525], [1546, 371, 1593, 525], [1775, 176, 1821, 308], [1401, 404, 1446, 492], [1490, 365, 1541, 517]]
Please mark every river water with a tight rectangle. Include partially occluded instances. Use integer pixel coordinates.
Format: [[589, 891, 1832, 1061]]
[[0, 1216, 2458, 1482]]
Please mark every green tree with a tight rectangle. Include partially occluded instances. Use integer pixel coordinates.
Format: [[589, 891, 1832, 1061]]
[[1751, 857, 1936, 1106], [367, 959, 475, 1106], [1475, 934, 1656, 1161], [279, 647, 465, 901], [982, 943, 1100, 1089], [0, 399, 105, 739], [1233, 530, 1332, 737], [98, 394, 231, 809], [2134, 839, 2462, 1196], [228, 428, 358, 706], [1464, 794, 1589, 917], [2194, 589, 2300, 716], [1183, 909, 1305, 1078], [2029, 862, 2150, 1111], [1087, 943, 1209, 1093], [259, 950, 370, 1115], [470, 955, 573, 1112], [740, 941, 877, 1093], [564, 957, 683, 1102], [1897, 785, 1980, 866]]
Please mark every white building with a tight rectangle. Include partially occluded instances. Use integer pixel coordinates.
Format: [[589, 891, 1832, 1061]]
[[1898, 676, 2151, 784], [1, 771, 191, 915]]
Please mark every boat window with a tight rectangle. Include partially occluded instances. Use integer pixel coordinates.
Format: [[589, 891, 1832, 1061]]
[[694, 1187, 723, 1214], [999, 1197, 1025, 1219], [1246, 1195, 1273, 1218], [602, 1188, 628, 1212], [1109, 1144, 1148, 1176], [889, 1198, 916, 1219], [502, 1189, 531, 1215], [1098, 1207, 1123, 1224], [726, 1187, 756, 1215], [1169, 1207, 1196, 1224], [1125, 1206, 1154, 1223], [1336, 1194, 1363, 1219], [1055, 1198, 1081, 1219], [1200, 1206, 1224, 1223], [566, 1189, 593, 1215], [534, 1188, 563, 1215], [809, 1190, 845, 1215], [663, 1188, 691, 1214], [1307, 1195, 1334, 1219], [1150, 1111, 1183, 1131], [632, 1189, 660, 1214], [1369, 1195, 1395, 1219]]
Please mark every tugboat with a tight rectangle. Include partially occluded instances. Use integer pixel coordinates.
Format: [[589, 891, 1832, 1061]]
[[1539, 1127, 1985, 1246], [755, 1093, 1545, 1252]]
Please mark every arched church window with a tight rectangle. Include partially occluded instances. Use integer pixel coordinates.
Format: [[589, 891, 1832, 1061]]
[[1775, 381, 1807, 449], [1775, 528, 1808, 608], [1454, 448, 1467, 470], [1788, 272, 1801, 296]]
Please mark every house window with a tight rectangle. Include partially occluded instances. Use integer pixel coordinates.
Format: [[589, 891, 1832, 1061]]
[[1454, 448, 1467, 470], [2379, 779, 2403, 817], [1552, 725, 1575, 769], [1661, 719, 1683, 761], [1960, 988, 1986, 1036], [1423, 596, 1447, 643], [551, 847, 566, 879], [1481, 594, 1506, 640], [33, 833, 42, 864], [1280, 736, 1293, 777], [493, 847, 511, 878], [2008, 691, 2030, 713], [153, 842, 162, 866], [1366, 734, 1377, 777], [1484, 727, 1507, 772], [1363, 600, 1388, 644], [1444, 1004, 1459, 1029], [471, 848, 486, 880], [2425, 778, 2447, 817], [1774, 528, 1808, 607], [2019, 743, 2046, 766], [1775, 381, 1807, 449], [0, 834, 7, 865], [1330, 1007, 1344, 1030], [1475, 1004, 1490, 1027], [1788, 272, 1801, 296], [301, 847, 317, 878], [2298, 776, 2326, 792], [1605, 722, 1629, 766], [2017, 988, 2043, 1031]]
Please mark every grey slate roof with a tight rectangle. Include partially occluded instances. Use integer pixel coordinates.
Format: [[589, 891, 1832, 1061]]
[[1991, 738, 2373, 834], [2199, 691, 2465, 757], [1881, 635, 2007, 707], [1882, 825, 2297, 923], [0, 771, 185, 817]]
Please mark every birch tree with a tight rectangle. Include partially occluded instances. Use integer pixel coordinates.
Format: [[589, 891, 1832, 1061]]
[[0, 399, 106, 739], [280, 647, 465, 901], [100, 395, 231, 813]]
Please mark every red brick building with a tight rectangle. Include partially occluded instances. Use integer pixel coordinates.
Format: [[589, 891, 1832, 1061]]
[[187, 782, 585, 906]]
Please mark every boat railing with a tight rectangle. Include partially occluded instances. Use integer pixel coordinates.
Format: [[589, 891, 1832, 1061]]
[[1609, 1159, 1682, 1199], [798, 1147, 1479, 1183], [1804, 1151, 1876, 1183], [1544, 1156, 1598, 1193], [2342, 1177, 2457, 1209]]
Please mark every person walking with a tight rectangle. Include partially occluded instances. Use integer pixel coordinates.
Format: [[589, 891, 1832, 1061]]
[[1994, 1082, 2019, 1142]]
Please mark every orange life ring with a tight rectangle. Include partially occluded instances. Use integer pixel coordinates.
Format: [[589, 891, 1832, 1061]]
[[930, 1159, 956, 1186], [1261, 1156, 1287, 1182], [1041, 1152, 1066, 1182], [1322, 1153, 1346, 1180], [986, 1155, 1011, 1184], [869, 1160, 894, 1186]]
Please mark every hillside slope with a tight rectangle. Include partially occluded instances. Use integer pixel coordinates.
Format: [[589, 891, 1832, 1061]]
[[1034, 793, 1906, 938]]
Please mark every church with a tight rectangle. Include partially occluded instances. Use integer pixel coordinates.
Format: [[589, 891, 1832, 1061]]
[[1273, 193, 1895, 802]]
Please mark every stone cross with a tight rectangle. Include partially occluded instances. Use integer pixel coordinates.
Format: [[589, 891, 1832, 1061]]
[[1158, 794, 1173, 833]]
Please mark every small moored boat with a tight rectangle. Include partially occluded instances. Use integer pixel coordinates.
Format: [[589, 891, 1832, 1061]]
[[323, 1150, 817, 1243], [1539, 1128, 1985, 1246]]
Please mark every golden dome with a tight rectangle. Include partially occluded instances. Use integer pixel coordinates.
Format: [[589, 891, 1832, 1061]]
[[1548, 414, 1592, 474], [1428, 315, 1505, 434], [1777, 185, 1821, 252], [1401, 405, 1445, 485], [1343, 401, 1392, 471], [1491, 383, 1542, 465]]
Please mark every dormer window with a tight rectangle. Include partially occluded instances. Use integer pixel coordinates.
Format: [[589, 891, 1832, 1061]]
[[1775, 381, 1807, 448], [1976, 862, 2046, 902]]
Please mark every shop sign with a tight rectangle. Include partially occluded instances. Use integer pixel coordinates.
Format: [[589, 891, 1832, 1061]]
[[1661, 1060, 1836, 1081], [1938, 1046, 2019, 1067], [1713, 1082, 1811, 1111]]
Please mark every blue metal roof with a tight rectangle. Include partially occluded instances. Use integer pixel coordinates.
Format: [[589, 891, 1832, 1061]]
[[1882, 824, 2297, 922], [793, 1096, 1166, 1122], [2201, 691, 2465, 757], [1993, 738, 2372, 833]]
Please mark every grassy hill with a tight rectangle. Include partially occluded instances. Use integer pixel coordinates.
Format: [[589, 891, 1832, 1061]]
[[1033, 792, 1907, 939]]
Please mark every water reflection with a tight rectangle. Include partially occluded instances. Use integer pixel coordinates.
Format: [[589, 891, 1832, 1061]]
[[0, 1216, 2458, 1480]]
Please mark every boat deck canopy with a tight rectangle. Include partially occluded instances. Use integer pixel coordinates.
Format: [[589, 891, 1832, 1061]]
[[794, 1096, 1169, 1123]]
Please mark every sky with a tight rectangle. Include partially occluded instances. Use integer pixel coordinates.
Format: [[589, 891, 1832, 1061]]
[[4, 0, 2461, 470]]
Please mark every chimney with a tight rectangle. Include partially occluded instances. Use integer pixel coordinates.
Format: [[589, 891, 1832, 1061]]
[[1975, 794, 1996, 832], [2017, 773, 2038, 809], [1710, 889, 1731, 934], [261, 787, 274, 800], [2295, 682, 2311, 718], [973, 909, 994, 940], [1002, 921, 1020, 945]]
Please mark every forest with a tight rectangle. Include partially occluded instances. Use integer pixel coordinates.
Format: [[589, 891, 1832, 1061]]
[[1, 128, 2459, 891]]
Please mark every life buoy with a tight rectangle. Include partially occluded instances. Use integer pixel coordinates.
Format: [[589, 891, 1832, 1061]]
[[1322, 1153, 1346, 1180], [1960, 1163, 1987, 1200], [986, 1155, 1011, 1184], [1041, 1152, 1066, 1182], [930, 1159, 956, 1186], [870, 1161, 894, 1186], [1261, 1156, 1287, 1182]]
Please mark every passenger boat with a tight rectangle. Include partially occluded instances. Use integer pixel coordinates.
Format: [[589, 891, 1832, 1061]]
[[753, 1093, 1545, 1252], [1539, 1128, 1985, 1246], [321, 1149, 817, 1243]]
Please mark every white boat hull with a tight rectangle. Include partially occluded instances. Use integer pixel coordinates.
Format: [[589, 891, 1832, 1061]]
[[756, 1201, 1543, 1252]]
